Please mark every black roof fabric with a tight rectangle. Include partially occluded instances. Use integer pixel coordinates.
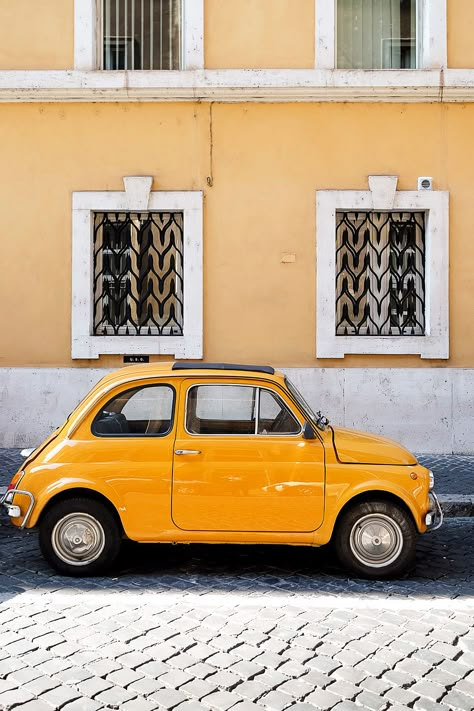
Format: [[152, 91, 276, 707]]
[[172, 362, 275, 375]]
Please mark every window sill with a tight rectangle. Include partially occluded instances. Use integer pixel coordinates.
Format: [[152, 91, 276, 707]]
[[316, 335, 449, 360], [72, 335, 202, 360], [3, 68, 474, 103]]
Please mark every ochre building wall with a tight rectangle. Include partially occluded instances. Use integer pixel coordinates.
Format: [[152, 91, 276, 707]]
[[0, 0, 74, 70], [447, 0, 474, 68], [205, 0, 315, 69], [0, 101, 471, 370], [1, 1, 473, 71]]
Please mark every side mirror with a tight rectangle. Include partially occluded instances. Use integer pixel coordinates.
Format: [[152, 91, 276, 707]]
[[303, 421, 316, 440]]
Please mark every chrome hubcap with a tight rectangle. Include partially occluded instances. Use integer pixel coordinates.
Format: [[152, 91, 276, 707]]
[[349, 513, 403, 568], [52, 513, 105, 566]]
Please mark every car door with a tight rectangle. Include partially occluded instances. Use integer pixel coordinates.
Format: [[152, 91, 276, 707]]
[[171, 379, 325, 532], [75, 380, 177, 539]]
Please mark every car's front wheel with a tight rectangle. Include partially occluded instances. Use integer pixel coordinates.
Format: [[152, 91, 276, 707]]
[[39, 497, 122, 577], [334, 499, 417, 579]]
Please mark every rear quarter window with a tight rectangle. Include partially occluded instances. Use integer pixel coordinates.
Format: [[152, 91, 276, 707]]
[[92, 384, 175, 437]]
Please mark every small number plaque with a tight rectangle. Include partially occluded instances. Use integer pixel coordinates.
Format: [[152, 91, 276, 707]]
[[124, 355, 150, 364]]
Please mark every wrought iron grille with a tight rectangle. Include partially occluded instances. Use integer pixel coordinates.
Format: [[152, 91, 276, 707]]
[[102, 0, 182, 70], [93, 212, 184, 336], [336, 211, 425, 336]]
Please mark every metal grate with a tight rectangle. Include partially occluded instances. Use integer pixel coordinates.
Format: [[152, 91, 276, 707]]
[[93, 212, 184, 336], [336, 211, 425, 336], [102, 0, 182, 70]]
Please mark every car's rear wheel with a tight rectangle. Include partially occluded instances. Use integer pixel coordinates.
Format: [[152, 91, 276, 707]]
[[334, 499, 417, 579], [39, 498, 121, 576]]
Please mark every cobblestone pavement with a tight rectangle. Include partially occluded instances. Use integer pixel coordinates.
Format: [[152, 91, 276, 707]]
[[0, 518, 474, 710], [1, 449, 474, 710]]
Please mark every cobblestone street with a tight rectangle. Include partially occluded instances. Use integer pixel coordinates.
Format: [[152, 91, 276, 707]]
[[0, 512, 473, 708]]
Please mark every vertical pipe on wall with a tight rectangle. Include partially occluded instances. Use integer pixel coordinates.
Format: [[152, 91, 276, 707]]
[[125, 0, 128, 68], [151, 0, 155, 69], [131, 0, 135, 69], [115, 0, 119, 69], [141, 0, 144, 69]]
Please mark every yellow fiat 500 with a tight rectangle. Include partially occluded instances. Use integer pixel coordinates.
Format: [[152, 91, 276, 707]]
[[1, 362, 442, 578]]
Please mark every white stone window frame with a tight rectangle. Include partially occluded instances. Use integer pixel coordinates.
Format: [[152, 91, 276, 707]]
[[315, 0, 447, 71], [316, 176, 449, 359], [74, 0, 204, 70], [72, 177, 203, 360]]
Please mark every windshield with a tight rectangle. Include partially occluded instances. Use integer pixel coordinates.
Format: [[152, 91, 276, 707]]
[[285, 377, 321, 430]]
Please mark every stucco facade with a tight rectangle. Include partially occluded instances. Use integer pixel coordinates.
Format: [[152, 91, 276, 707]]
[[1, 0, 474, 451]]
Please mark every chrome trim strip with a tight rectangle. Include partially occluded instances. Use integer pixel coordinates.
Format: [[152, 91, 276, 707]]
[[0, 488, 36, 530]]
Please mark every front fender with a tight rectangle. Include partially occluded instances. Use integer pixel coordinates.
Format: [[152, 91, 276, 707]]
[[314, 464, 429, 545], [24, 476, 125, 529]]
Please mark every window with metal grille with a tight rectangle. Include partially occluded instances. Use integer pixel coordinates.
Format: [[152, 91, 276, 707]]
[[102, 0, 182, 70], [93, 212, 184, 336], [335, 211, 425, 336]]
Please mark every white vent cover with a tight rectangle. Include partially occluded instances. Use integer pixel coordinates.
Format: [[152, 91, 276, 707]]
[[418, 177, 433, 190]]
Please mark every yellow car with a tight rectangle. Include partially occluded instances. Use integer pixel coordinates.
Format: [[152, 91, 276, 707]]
[[1, 362, 442, 578]]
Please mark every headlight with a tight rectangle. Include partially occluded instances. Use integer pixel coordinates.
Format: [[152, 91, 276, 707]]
[[429, 470, 434, 489]]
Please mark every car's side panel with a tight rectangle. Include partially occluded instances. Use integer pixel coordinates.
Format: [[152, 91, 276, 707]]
[[312, 461, 431, 545], [22, 378, 180, 539], [171, 378, 326, 533]]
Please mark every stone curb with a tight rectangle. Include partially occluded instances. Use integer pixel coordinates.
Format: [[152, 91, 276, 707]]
[[438, 495, 474, 518]]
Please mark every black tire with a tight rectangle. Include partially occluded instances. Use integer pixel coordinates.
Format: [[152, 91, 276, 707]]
[[39, 497, 122, 577], [334, 499, 417, 579]]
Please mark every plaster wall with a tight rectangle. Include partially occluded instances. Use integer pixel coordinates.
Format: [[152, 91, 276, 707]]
[[204, 0, 315, 69], [0, 0, 73, 70], [0, 101, 471, 369], [447, 0, 474, 68], [1, 367, 472, 454], [0, 1, 471, 72]]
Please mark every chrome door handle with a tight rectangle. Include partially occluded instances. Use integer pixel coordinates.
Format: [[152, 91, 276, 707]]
[[175, 449, 201, 455]]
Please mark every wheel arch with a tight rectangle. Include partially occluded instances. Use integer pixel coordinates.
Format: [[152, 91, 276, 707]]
[[36, 487, 124, 534], [331, 489, 417, 538]]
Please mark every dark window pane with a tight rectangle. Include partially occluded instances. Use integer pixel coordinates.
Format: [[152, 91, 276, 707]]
[[92, 385, 174, 436]]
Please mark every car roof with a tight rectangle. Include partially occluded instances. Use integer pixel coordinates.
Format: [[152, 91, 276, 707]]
[[95, 362, 284, 388]]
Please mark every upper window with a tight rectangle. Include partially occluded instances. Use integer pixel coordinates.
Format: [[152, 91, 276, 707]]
[[337, 0, 418, 69], [74, 0, 203, 71], [186, 385, 301, 436], [316, 176, 449, 359], [101, 0, 182, 70], [92, 384, 174, 436], [315, 0, 446, 70]]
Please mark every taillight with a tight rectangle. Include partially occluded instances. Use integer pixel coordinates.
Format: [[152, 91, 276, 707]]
[[7, 471, 25, 491]]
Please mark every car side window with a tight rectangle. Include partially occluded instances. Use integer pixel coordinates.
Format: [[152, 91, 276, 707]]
[[186, 385, 300, 436], [257, 389, 301, 435], [92, 384, 174, 436], [187, 385, 257, 435]]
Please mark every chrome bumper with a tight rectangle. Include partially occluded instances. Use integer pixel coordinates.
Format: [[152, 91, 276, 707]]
[[425, 490, 444, 532], [0, 488, 35, 529]]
